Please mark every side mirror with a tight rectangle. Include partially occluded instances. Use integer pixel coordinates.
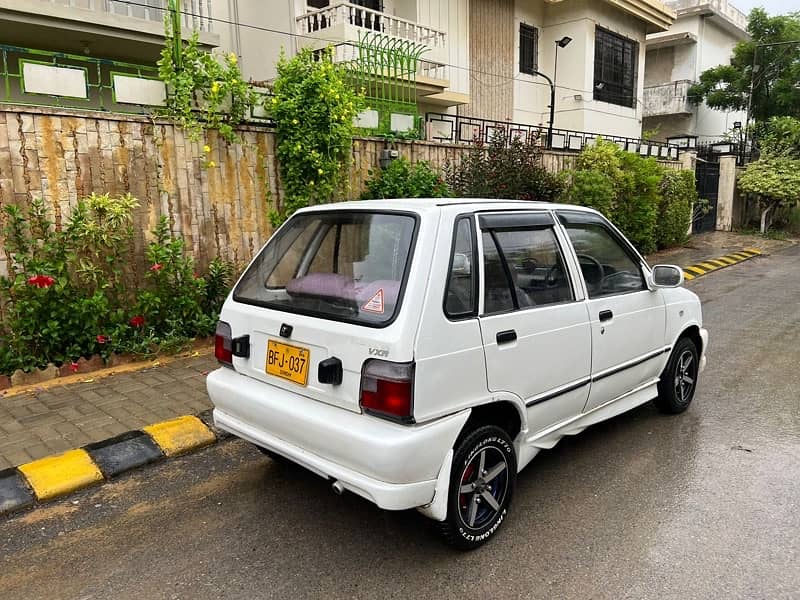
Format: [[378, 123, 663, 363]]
[[650, 264, 684, 288]]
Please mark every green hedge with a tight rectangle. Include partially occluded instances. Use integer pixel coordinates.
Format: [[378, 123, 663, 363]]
[[562, 140, 695, 253], [361, 157, 451, 199]]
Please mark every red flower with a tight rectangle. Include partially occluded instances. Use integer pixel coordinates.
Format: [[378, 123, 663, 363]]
[[69, 362, 79, 373], [96, 335, 109, 344], [27, 275, 56, 288], [130, 315, 145, 328], [149, 263, 163, 272]]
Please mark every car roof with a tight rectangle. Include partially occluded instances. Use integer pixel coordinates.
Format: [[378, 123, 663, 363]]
[[294, 198, 598, 214]]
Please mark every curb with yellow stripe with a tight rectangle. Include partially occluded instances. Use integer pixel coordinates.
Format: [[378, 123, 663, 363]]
[[682, 248, 762, 281], [0, 413, 219, 516]]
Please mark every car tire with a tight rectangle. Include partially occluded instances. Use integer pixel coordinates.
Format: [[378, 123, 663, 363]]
[[435, 425, 516, 550], [654, 337, 699, 414]]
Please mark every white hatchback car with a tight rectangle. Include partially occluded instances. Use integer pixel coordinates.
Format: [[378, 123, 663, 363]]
[[207, 199, 708, 549]]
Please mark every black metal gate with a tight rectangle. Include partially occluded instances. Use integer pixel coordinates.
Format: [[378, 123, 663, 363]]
[[693, 156, 720, 233]]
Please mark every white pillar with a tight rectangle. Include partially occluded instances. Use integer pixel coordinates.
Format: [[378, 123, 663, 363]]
[[716, 155, 737, 232]]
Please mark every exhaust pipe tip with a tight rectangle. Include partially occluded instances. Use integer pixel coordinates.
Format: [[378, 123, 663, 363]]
[[331, 480, 345, 496]]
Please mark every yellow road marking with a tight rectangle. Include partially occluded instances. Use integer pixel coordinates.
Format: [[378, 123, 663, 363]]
[[707, 259, 728, 268], [683, 272, 695, 280], [717, 257, 737, 265], [698, 262, 720, 270], [743, 248, 762, 255], [144, 415, 216, 457], [18, 449, 103, 501], [685, 266, 707, 275]]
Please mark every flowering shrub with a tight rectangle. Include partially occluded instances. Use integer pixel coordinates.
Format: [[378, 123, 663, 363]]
[[271, 47, 365, 225], [0, 198, 233, 376], [133, 216, 215, 340], [158, 19, 255, 144]]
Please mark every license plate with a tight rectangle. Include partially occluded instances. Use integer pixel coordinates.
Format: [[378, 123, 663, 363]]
[[266, 340, 310, 386]]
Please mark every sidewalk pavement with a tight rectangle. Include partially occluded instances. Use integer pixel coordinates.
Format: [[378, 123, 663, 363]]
[[646, 230, 794, 266], [0, 352, 216, 471]]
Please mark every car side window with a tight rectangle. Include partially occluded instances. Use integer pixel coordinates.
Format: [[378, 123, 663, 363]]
[[482, 232, 516, 314], [482, 226, 574, 315], [444, 217, 477, 318], [561, 222, 646, 298]]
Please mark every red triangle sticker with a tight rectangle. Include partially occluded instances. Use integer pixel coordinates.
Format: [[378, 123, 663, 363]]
[[362, 288, 385, 314]]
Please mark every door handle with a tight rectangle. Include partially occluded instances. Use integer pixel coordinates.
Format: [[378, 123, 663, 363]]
[[496, 330, 517, 345], [599, 310, 613, 322]]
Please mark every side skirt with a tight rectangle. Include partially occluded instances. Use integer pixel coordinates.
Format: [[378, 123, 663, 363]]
[[516, 378, 660, 471]]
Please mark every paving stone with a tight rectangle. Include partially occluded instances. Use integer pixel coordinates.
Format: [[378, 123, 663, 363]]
[[0, 353, 216, 468]]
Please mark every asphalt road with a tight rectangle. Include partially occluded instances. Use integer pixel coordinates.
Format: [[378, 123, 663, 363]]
[[2, 247, 799, 600]]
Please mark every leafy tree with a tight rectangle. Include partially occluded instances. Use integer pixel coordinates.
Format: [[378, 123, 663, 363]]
[[760, 116, 800, 157], [738, 156, 800, 232], [689, 9, 800, 122]]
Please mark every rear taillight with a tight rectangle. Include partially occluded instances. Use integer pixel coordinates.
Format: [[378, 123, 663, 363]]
[[215, 321, 233, 366], [360, 360, 415, 424]]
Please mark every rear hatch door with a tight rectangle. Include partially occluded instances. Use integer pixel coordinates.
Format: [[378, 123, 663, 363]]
[[226, 209, 422, 413]]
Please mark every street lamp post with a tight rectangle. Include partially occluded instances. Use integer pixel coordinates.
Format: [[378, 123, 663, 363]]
[[530, 36, 571, 148], [545, 37, 572, 147]]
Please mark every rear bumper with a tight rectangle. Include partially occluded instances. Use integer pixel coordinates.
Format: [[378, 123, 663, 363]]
[[207, 367, 470, 510]]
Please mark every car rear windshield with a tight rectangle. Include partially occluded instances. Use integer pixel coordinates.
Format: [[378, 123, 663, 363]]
[[233, 211, 417, 326]]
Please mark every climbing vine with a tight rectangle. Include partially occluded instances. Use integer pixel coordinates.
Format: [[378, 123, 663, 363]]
[[157, 16, 256, 144], [270, 48, 365, 226]]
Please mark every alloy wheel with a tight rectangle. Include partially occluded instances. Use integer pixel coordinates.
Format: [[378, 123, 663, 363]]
[[457, 447, 509, 530], [674, 349, 696, 404]]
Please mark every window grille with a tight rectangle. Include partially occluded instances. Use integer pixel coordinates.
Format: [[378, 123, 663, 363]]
[[594, 27, 638, 108], [519, 24, 539, 75]]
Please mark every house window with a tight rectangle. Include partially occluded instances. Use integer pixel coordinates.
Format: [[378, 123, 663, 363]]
[[519, 24, 539, 75], [594, 27, 638, 108]]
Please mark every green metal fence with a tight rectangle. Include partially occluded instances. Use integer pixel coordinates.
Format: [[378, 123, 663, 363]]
[[0, 44, 162, 114], [347, 31, 427, 136]]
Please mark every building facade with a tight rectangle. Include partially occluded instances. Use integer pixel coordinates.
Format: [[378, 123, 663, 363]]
[[643, 0, 749, 143], [0, 0, 679, 142]]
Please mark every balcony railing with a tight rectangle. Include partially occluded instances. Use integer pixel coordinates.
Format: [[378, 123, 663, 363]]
[[296, 1, 446, 49], [643, 80, 694, 117], [667, 0, 748, 32], [45, 0, 214, 32]]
